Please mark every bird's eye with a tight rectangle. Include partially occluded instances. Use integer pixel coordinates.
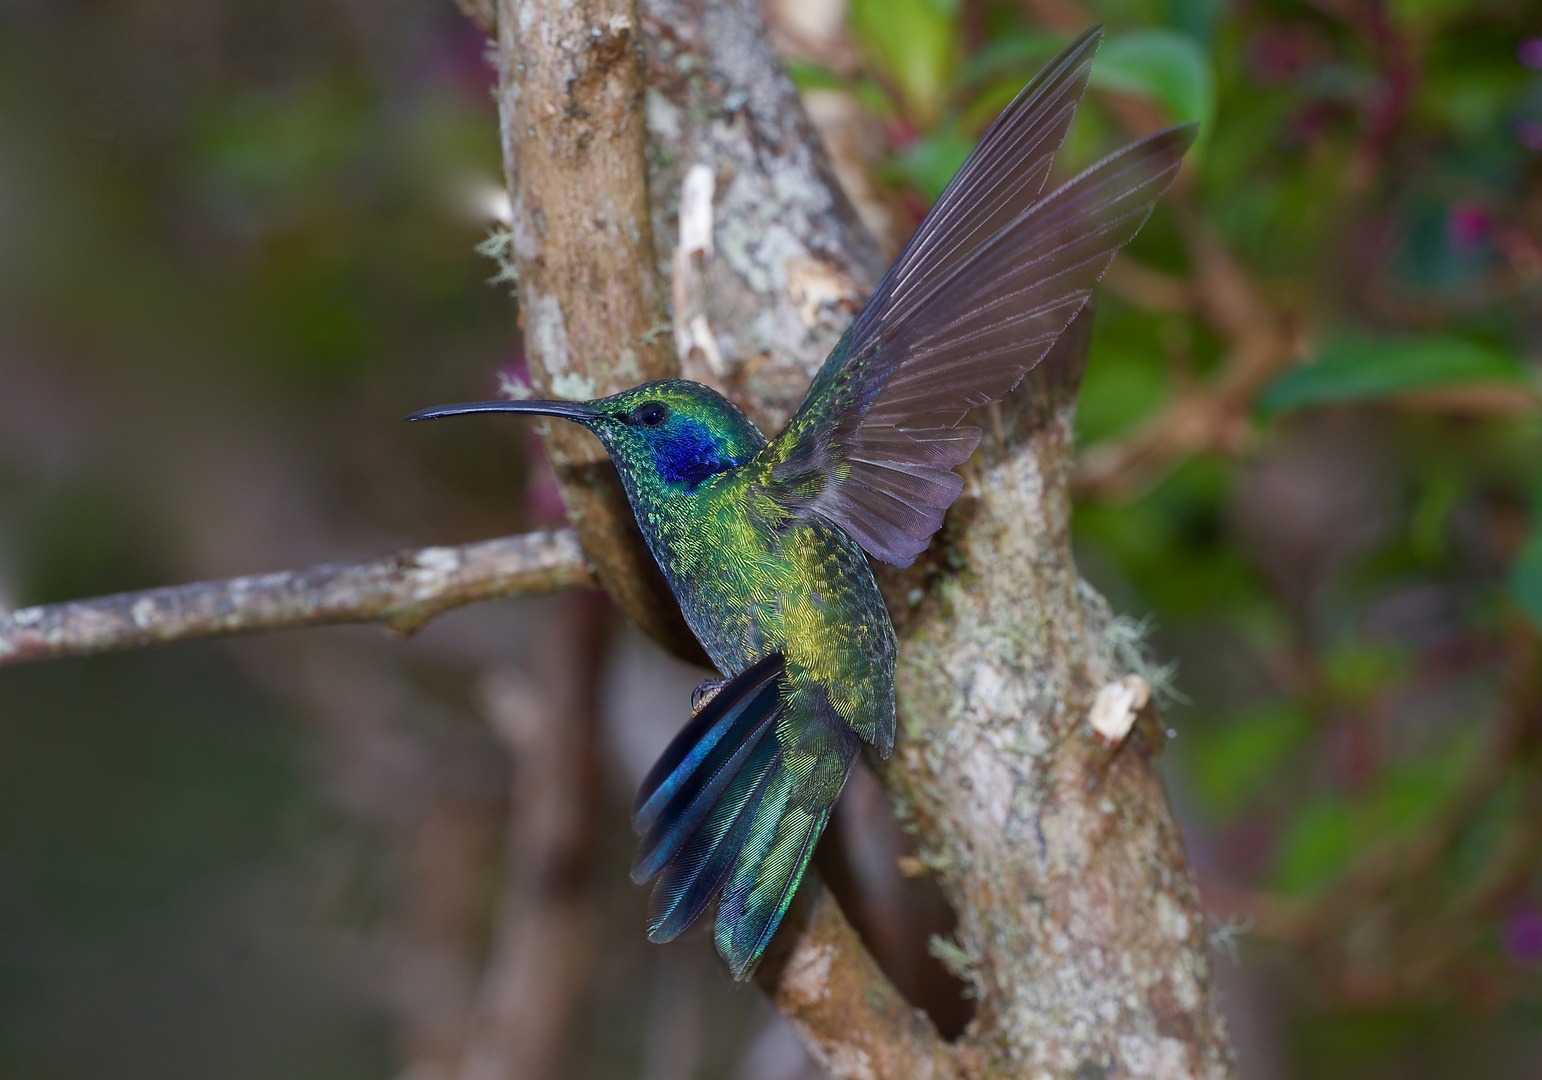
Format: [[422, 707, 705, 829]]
[[632, 402, 669, 427]]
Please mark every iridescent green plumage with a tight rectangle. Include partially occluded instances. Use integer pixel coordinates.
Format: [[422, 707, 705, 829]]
[[594, 382, 896, 749], [577, 382, 893, 977], [410, 27, 1192, 979]]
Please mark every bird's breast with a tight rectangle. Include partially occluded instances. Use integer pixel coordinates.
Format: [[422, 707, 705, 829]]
[[644, 487, 896, 747]]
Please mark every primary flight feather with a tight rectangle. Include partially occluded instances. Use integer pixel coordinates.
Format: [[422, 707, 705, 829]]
[[410, 26, 1193, 979]]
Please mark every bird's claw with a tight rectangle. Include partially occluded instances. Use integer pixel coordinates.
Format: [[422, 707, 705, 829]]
[[692, 678, 729, 714]]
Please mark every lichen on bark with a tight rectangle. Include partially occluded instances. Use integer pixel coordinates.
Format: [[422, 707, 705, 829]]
[[637, 0, 884, 430], [881, 315, 1236, 1078], [495, 0, 705, 663]]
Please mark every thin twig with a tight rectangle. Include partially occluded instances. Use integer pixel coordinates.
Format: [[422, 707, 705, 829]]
[[1074, 209, 1297, 499], [0, 529, 595, 668]]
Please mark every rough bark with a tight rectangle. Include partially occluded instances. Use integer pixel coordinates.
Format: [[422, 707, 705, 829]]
[[755, 876, 963, 1080], [632, 1, 966, 1067], [0, 530, 593, 667], [636, 0, 885, 428], [494, 0, 704, 663]]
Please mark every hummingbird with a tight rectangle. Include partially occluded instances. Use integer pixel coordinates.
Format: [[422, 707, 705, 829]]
[[411, 27, 1192, 980]]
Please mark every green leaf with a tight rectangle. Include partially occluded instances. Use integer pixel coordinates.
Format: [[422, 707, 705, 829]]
[[1165, 0, 1227, 44], [957, 31, 1067, 89], [1274, 795, 1354, 896], [1076, 342, 1170, 445], [888, 130, 975, 202], [785, 60, 845, 93], [1092, 31, 1215, 146], [1390, 0, 1479, 33], [1511, 523, 1542, 629], [1273, 734, 1478, 896], [1409, 470, 1462, 561], [1323, 640, 1406, 707], [1377, 755, 1469, 834], [199, 82, 370, 204], [958, 29, 1213, 152], [1193, 702, 1312, 817], [1260, 335, 1532, 416], [849, 0, 958, 124]]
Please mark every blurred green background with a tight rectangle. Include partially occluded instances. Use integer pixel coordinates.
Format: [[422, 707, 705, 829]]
[[1, 0, 1540, 1077]]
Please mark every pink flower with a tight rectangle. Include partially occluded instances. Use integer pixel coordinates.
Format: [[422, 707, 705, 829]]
[[1447, 204, 1491, 248], [1504, 908, 1542, 964], [1248, 27, 1318, 86]]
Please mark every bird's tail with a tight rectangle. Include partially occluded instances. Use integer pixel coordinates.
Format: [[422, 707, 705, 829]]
[[631, 653, 858, 979]]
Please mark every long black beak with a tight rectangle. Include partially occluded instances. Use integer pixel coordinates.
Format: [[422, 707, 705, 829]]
[[406, 399, 600, 423]]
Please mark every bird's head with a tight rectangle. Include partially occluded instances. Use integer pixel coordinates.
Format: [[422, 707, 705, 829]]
[[410, 379, 767, 494]]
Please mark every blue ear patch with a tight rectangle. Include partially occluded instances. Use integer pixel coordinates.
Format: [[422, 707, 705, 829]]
[[651, 417, 740, 488]]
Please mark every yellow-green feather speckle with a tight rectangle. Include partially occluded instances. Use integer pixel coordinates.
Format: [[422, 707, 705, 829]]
[[592, 381, 896, 752]]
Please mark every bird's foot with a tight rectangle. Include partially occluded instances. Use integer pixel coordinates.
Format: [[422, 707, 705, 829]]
[[692, 678, 729, 714]]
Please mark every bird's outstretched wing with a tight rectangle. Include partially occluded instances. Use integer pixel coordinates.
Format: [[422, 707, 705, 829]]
[[760, 28, 1194, 567]]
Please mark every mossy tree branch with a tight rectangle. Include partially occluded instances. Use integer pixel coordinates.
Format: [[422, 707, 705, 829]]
[[879, 313, 1237, 1078], [490, 0, 951, 1067], [754, 876, 963, 1080], [0, 530, 594, 668], [493, 0, 704, 663]]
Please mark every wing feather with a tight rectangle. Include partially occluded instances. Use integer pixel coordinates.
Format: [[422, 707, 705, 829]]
[[760, 29, 1193, 566]]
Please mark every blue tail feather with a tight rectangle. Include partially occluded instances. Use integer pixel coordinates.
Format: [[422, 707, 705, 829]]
[[715, 721, 858, 979], [646, 735, 782, 942], [631, 661, 786, 884], [632, 656, 858, 979], [632, 652, 784, 833]]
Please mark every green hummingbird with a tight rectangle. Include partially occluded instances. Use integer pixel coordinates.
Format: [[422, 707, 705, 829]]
[[411, 27, 1192, 979]]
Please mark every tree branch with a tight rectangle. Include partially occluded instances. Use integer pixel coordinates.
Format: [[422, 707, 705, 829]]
[[494, 0, 707, 665], [755, 880, 962, 1080], [471, 3, 938, 1068], [639, 0, 886, 431], [485, 0, 1239, 1073], [881, 311, 1238, 1078], [0, 530, 594, 668]]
